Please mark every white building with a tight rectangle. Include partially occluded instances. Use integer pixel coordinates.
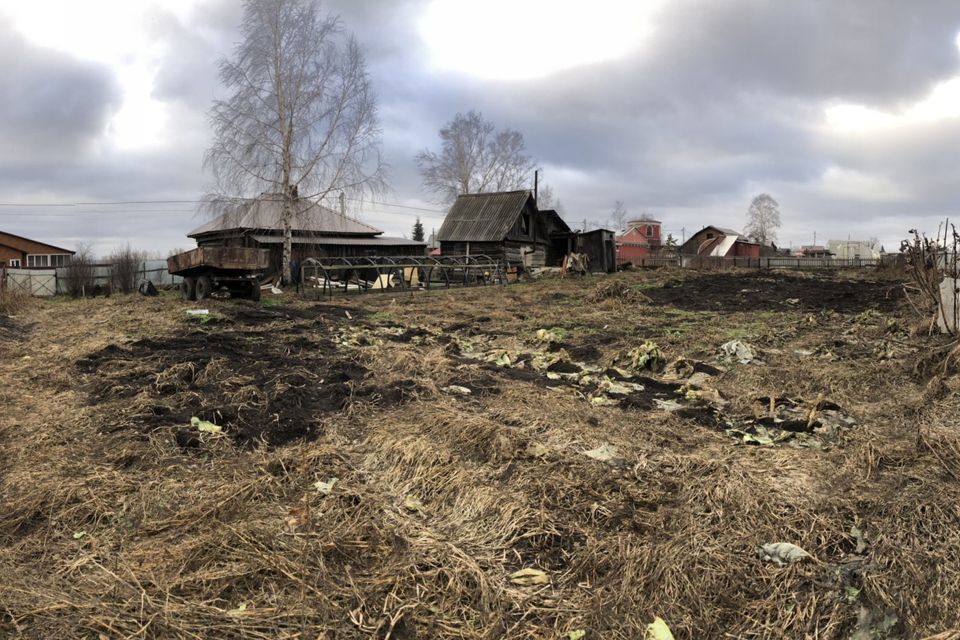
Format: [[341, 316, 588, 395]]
[[827, 239, 883, 260]]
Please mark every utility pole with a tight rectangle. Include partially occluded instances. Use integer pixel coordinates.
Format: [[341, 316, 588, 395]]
[[582, 218, 588, 233], [339, 191, 346, 217], [534, 169, 539, 204], [681, 227, 686, 244]]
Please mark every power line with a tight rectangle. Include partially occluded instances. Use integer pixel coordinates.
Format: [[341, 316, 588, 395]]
[[0, 197, 447, 214]]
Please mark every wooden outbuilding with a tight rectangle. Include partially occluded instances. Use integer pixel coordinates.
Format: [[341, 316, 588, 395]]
[[436, 190, 616, 272], [187, 195, 425, 274], [680, 226, 760, 258]]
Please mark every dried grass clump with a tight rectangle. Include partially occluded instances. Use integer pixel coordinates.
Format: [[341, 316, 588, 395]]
[[0, 287, 33, 315], [8, 269, 960, 639], [586, 279, 652, 305]]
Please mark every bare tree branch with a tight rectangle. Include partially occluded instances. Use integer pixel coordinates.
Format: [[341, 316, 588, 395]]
[[744, 193, 782, 246], [204, 0, 387, 284], [415, 111, 537, 204]]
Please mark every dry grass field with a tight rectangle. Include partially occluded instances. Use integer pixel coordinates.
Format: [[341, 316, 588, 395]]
[[2, 268, 959, 639]]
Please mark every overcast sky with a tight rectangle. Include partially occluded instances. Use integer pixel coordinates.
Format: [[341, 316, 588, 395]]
[[3, 0, 960, 256]]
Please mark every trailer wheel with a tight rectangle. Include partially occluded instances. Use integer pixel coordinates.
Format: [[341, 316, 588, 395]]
[[195, 275, 213, 300], [180, 277, 196, 301], [249, 281, 261, 301]]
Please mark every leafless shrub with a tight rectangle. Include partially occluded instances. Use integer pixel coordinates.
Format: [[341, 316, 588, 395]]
[[109, 244, 146, 294], [61, 244, 97, 298], [0, 285, 33, 315], [901, 224, 959, 337]]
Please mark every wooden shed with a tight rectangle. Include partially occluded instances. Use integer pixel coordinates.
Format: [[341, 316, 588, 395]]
[[436, 191, 572, 268], [187, 195, 425, 274]]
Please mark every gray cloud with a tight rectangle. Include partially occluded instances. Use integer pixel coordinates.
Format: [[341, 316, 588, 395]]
[[0, 24, 120, 161], [4, 0, 960, 255]]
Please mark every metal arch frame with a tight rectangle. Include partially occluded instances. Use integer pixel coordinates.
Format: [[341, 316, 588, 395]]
[[299, 254, 505, 299]]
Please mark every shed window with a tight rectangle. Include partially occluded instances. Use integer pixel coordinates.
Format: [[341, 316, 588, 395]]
[[705, 232, 714, 239], [520, 213, 531, 235]]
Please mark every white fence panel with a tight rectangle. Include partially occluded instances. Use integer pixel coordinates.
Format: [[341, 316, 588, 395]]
[[5, 268, 57, 296]]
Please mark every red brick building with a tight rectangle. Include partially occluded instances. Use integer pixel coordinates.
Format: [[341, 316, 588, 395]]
[[0, 231, 74, 268], [616, 218, 662, 263]]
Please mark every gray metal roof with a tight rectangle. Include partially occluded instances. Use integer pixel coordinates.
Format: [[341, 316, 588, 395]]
[[189, 196, 382, 238], [250, 235, 424, 247], [436, 191, 534, 242]]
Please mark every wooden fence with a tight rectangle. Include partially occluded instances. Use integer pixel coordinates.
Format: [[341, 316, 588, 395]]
[[622, 255, 881, 270]]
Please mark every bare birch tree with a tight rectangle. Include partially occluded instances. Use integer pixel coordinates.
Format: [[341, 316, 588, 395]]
[[744, 193, 782, 246], [415, 111, 537, 204], [205, 0, 386, 284], [611, 200, 628, 231]]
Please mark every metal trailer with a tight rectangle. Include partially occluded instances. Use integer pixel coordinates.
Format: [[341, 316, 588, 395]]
[[166, 247, 269, 301]]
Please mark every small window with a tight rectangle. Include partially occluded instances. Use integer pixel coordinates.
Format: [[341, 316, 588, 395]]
[[27, 255, 50, 267], [520, 213, 530, 235], [51, 254, 70, 267], [645, 225, 654, 237], [8, 259, 20, 268], [706, 232, 714, 239]]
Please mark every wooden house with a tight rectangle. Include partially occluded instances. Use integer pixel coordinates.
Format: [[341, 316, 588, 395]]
[[0, 231, 74, 268], [680, 226, 760, 258], [187, 194, 425, 273]]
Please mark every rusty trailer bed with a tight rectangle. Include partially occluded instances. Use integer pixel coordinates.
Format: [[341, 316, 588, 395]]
[[166, 247, 270, 277]]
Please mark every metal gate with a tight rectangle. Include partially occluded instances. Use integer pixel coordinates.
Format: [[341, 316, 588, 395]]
[[4, 268, 56, 296]]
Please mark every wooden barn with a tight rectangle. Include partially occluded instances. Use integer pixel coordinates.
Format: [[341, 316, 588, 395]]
[[680, 226, 760, 258], [188, 195, 425, 273], [436, 191, 615, 272]]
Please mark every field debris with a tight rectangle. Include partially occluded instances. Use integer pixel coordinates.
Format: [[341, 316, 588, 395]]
[[720, 339, 759, 364], [313, 477, 338, 494], [441, 384, 472, 395], [7, 268, 959, 639], [509, 567, 550, 586], [646, 617, 676, 640], [614, 340, 666, 372], [760, 542, 814, 566], [582, 443, 621, 463], [190, 416, 222, 433], [587, 279, 652, 304]]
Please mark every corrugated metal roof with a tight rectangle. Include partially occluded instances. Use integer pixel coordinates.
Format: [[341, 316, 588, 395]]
[[710, 235, 738, 256], [250, 235, 424, 247], [189, 196, 382, 237], [436, 191, 533, 242], [712, 226, 741, 236]]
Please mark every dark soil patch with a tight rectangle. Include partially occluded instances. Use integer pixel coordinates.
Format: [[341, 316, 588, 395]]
[[674, 406, 728, 430], [549, 341, 603, 362], [0, 316, 33, 342], [546, 361, 581, 374], [618, 378, 687, 410], [445, 373, 501, 397], [76, 329, 368, 446], [384, 326, 435, 343], [645, 272, 902, 313], [365, 379, 421, 407], [225, 302, 366, 324]]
